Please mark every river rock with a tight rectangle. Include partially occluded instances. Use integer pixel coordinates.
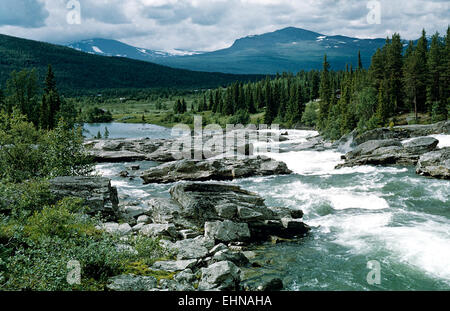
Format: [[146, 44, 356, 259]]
[[402, 137, 439, 154], [137, 215, 151, 224], [174, 269, 196, 283], [416, 147, 450, 179], [172, 236, 214, 260], [140, 156, 291, 184], [337, 137, 439, 168], [139, 223, 177, 239], [91, 150, 148, 163], [121, 205, 152, 218], [49, 176, 119, 219], [210, 249, 250, 267], [85, 138, 176, 163], [199, 261, 241, 291], [107, 274, 157, 291], [205, 220, 251, 242], [353, 121, 450, 146], [99, 222, 132, 236], [169, 182, 309, 241], [152, 259, 197, 272]]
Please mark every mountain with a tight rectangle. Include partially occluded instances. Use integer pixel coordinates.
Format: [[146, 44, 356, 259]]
[[67, 38, 204, 60], [68, 27, 388, 74], [0, 34, 263, 95]]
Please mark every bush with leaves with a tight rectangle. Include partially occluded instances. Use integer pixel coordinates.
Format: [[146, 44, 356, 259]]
[[0, 110, 93, 182]]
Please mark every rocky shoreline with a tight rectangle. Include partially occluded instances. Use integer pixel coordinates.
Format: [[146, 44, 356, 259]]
[[53, 122, 449, 291], [336, 121, 450, 179], [49, 176, 309, 291]]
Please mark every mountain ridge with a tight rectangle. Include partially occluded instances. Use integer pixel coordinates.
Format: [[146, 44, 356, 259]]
[[0, 33, 264, 95], [66, 27, 389, 74]]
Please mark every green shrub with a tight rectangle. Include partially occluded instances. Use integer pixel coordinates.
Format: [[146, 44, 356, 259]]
[[2, 236, 123, 291], [23, 198, 99, 242], [0, 179, 54, 219], [0, 111, 93, 182]]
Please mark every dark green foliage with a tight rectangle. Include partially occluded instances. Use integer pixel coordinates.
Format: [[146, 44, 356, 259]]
[[318, 55, 332, 130], [84, 107, 113, 123], [0, 110, 93, 183], [5, 69, 40, 126], [0, 34, 264, 95]]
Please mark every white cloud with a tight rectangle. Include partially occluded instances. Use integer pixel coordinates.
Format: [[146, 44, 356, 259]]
[[0, 0, 448, 51]]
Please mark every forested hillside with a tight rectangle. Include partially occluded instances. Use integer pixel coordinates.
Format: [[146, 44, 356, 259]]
[[0, 34, 263, 95], [194, 28, 449, 139]]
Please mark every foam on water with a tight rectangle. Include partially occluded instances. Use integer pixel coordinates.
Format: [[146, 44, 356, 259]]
[[96, 124, 450, 289], [261, 150, 344, 175], [429, 134, 450, 148], [262, 149, 408, 177]]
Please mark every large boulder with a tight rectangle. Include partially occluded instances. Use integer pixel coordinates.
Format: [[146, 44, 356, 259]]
[[337, 137, 440, 168], [152, 259, 197, 272], [198, 261, 241, 291], [168, 182, 310, 241], [172, 236, 214, 260], [98, 222, 132, 236], [49, 176, 119, 219], [140, 156, 291, 184], [85, 138, 176, 163], [353, 121, 449, 145], [205, 220, 251, 242], [402, 137, 439, 154], [139, 223, 177, 239], [416, 147, 450, 179]]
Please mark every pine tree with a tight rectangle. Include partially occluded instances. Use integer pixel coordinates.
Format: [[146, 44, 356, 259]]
[[442, 27, 450, 119], [415, 29, 429, 112], [319, 55, 332, 130], [376, 80, 389, 125], [104, 127, 110, 139], [41, 65, 61, 129], [223, 88, 234, 115], [208, 91, 214, 111], [173, 99, 181, 113], [427, 32, 444, 120], [404, 52, 420, 120], [0, 87, 4, 111], [181, 99, 187, 113], [358, 50, 363, 71], [264, 78, 275, 124], [386, 33, 404, 113]]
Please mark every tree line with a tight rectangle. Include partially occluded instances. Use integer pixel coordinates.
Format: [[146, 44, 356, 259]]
[[192, 28, 449, 140], [0, 65, 78, 130]]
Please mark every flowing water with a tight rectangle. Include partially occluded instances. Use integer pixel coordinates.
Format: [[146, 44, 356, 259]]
[[92, 123, 450, 291]]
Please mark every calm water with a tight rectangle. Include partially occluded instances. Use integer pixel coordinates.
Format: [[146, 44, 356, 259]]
[[83, 122, 172, 139], [92, 123, 450, 291]]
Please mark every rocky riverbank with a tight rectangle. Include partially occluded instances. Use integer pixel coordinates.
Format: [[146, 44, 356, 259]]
[[335, 121, 450, 179], [49, 176, 309, 291]]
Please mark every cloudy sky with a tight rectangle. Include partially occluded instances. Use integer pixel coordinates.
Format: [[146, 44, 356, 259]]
[[0, 0, 448, 52]]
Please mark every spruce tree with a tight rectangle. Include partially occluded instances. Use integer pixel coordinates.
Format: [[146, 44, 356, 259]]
[[414, 29, 429, 112], [358, 50, 363, 71], [319, 55, 332, 130], [376, 80, 389, 125], [427, 32, 444, 120], [0, 87, 4, 111], [264, 78, 275, 124], [41, 65, 61, 129], [404, 52, 420, 120], [386, 33, 404, 113]]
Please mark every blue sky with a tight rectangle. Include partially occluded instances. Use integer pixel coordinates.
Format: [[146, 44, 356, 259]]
[[0, 0, 448, 51]]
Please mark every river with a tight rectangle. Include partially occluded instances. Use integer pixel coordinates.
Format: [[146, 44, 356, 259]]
[[86, 123, 450, 291]]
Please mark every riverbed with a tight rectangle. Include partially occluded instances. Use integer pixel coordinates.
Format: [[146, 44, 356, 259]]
[[89, 123, 450, 291]]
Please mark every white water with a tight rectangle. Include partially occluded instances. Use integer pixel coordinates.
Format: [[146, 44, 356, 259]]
[[95, 126, 450, 290]]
